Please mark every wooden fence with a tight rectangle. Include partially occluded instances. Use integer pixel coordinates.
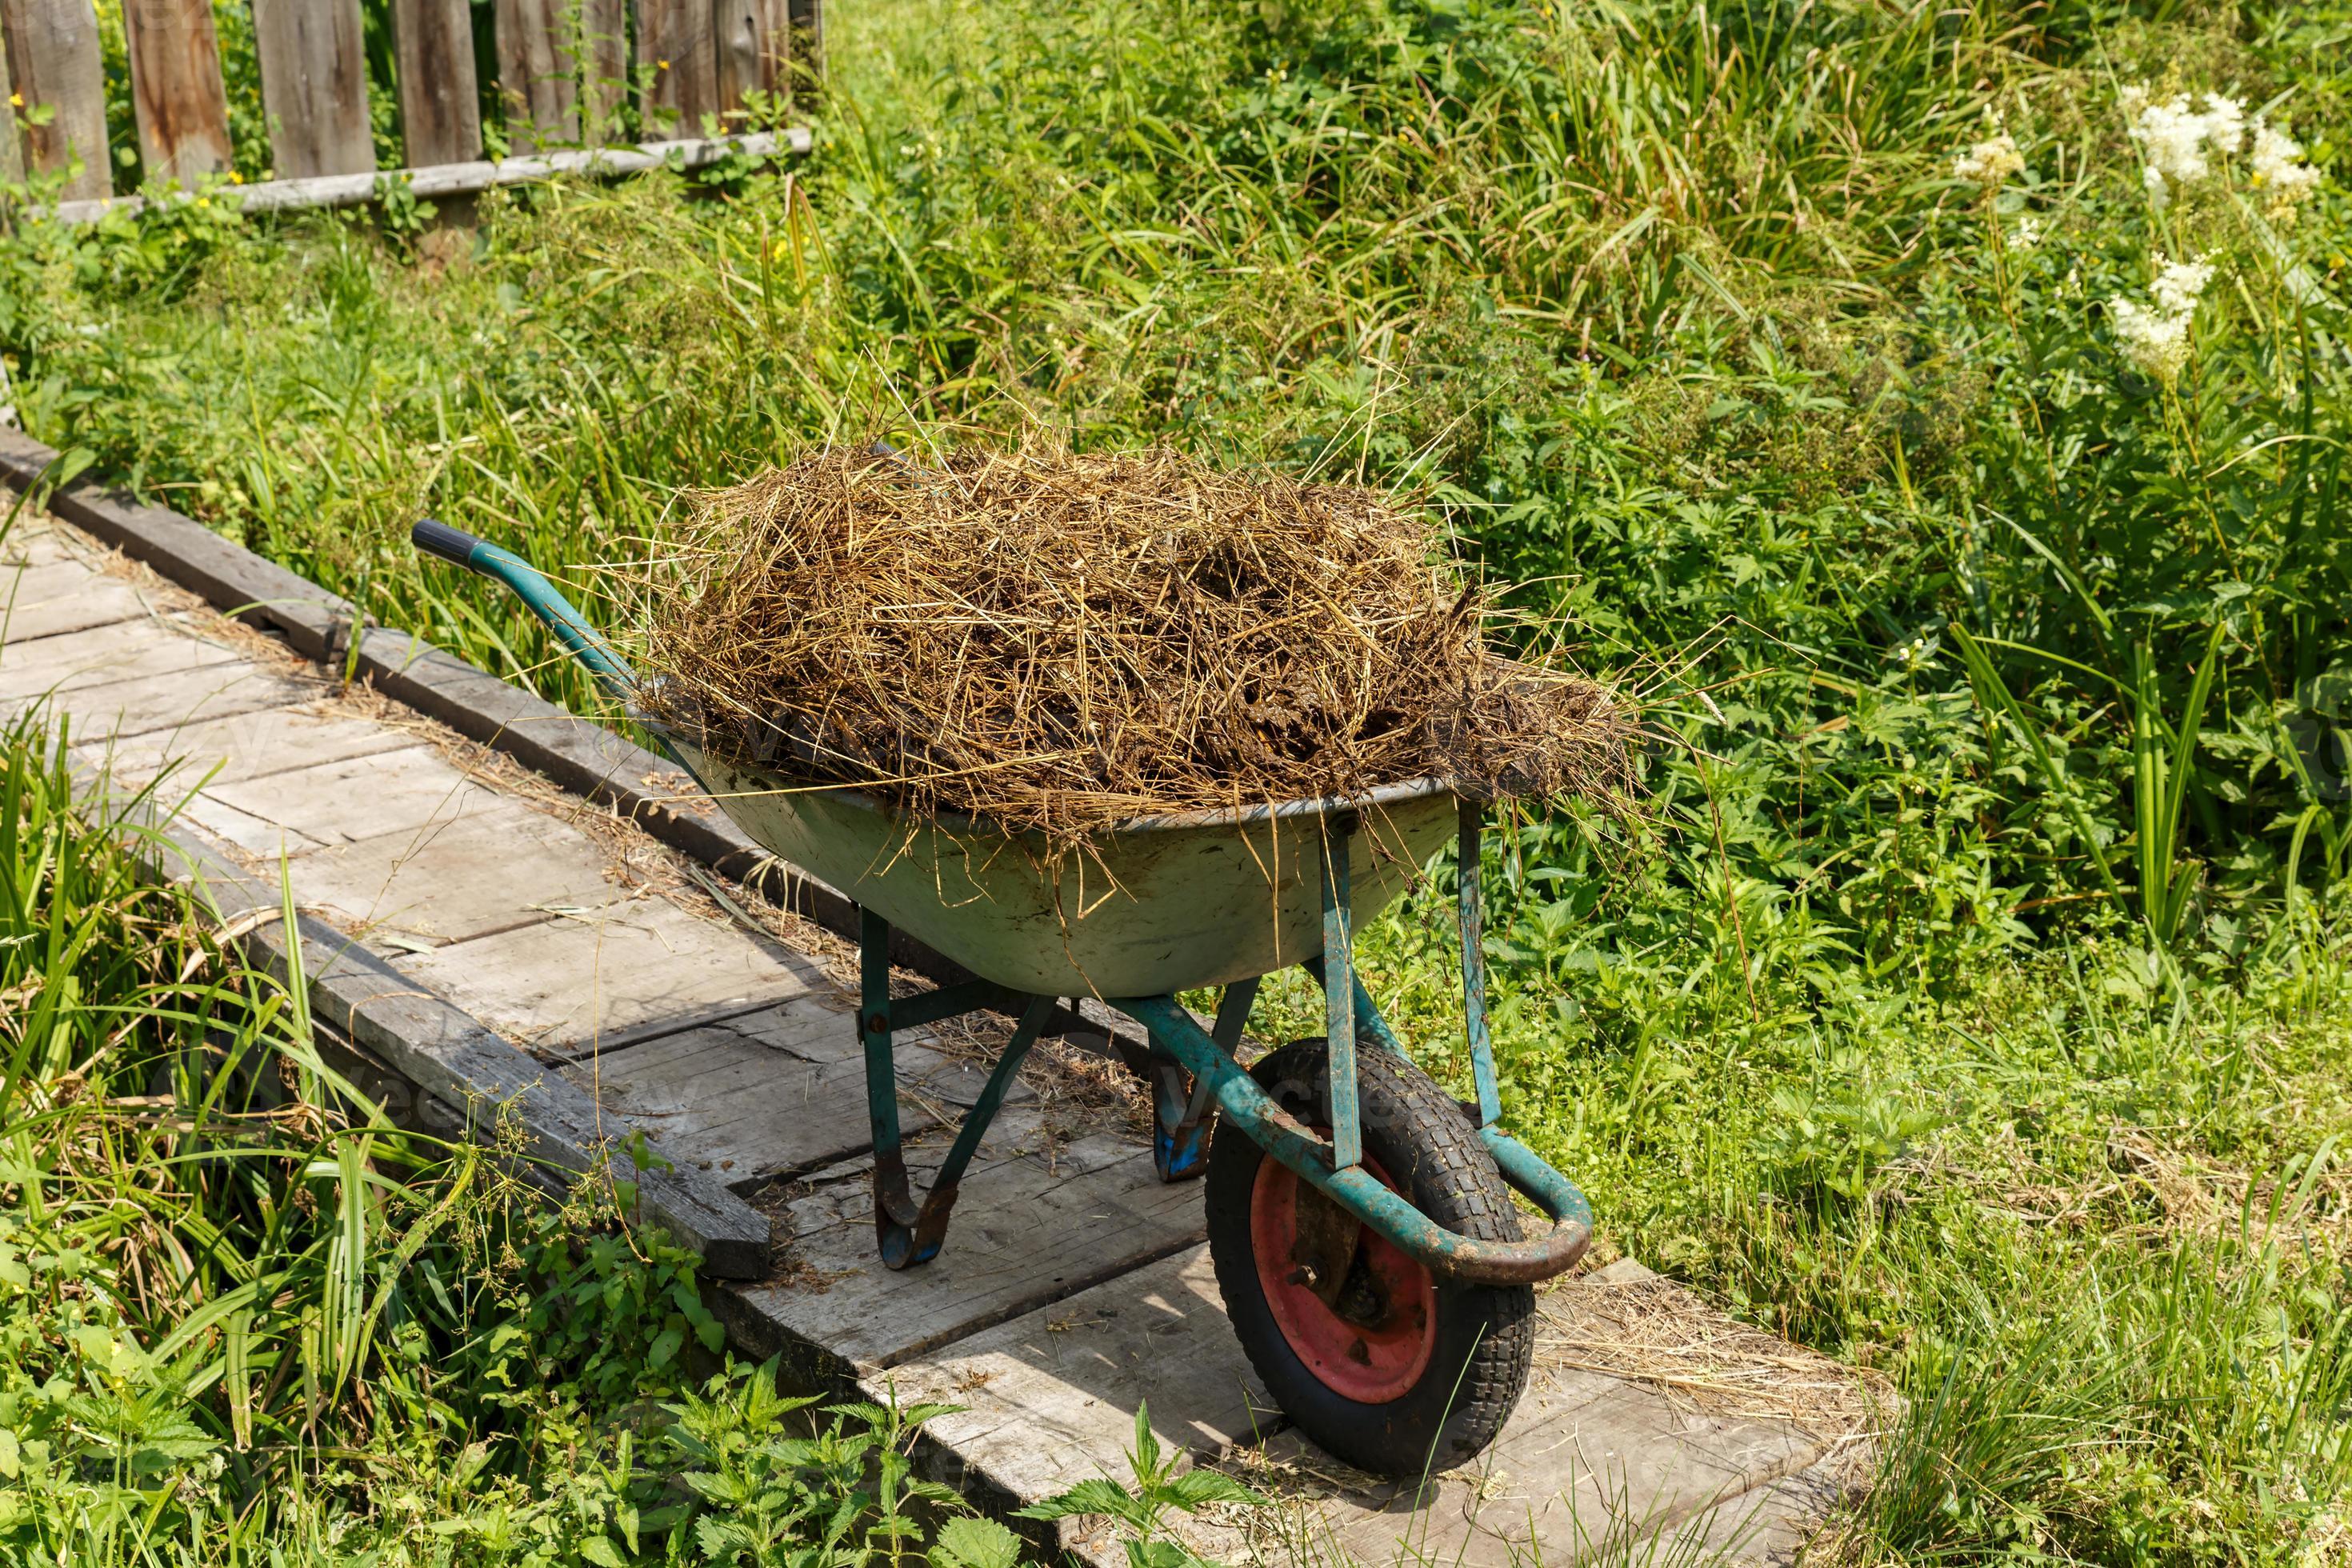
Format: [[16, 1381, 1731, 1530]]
[[0, 0, 819, 210]]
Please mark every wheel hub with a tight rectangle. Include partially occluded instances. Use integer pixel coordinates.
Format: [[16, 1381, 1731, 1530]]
[[1250, 1151, 1438, 1404]]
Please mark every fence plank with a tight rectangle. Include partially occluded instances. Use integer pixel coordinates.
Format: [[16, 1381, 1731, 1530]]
[[635, 0, 719, 135], [0, 0, 111, 199], [391, 0, 480, 166], [250, 0, 374, 180], [494, 0, 576, 144], [714, 0, 788, 111], [0, 24, 25, 183], [121, 0, 235, 186], [786, 0, 821, 90], [581, 0, 628, 142]]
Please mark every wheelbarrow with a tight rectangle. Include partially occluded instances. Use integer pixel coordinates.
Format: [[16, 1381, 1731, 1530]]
[[413, 518, 1594, 1476]]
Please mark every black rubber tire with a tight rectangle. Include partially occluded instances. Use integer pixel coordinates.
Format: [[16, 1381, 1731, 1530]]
[[1205, 1038, 1534, 1476]]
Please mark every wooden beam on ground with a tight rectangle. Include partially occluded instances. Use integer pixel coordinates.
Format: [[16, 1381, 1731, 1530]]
[[249, 0, 375, 179], [391, 0, 482, 168], [0, 0, 110, 199], [46, 128, 807, 225], [190, 826, 775, 1277], [121, 0, 234, 187], [494, 0, 579, 145], [635, 0, 720, 135]]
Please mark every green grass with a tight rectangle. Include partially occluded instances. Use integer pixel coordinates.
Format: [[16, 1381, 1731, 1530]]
[[5, 0, 2352, 1560], [0, 702, 1122, 1566]]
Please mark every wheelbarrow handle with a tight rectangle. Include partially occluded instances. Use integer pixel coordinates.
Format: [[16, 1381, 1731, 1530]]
[[409, 518, 638, 704], [412, 518, 483, 566]]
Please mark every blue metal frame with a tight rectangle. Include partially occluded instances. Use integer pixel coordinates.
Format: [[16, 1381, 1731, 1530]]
[[421, 523, 1597, 1286], [841, 801, 1592, 1285], [1321, 814, 1360, 1170]]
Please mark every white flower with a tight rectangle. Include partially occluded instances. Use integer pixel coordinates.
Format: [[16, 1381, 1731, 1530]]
[[2109, 295, 2194, 385], [2150, 253, 2214, 314], [2011, 215, 2042, 247], [2250, 119, 2322, 217], [1954, 131, 2025, 189], [2107, 250, 2215, 387], [2132, 93, 2218, 183], [2125, 86, 2247, 201], [2197, 93, 2247, 157], [1890, 634, 1941, 672]]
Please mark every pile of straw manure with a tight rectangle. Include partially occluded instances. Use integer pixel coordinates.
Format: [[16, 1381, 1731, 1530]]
[[638, 443, 1634, 848]]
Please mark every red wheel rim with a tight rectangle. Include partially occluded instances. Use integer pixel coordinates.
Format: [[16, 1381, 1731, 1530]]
[[1250, 1150, 1438, 1404]]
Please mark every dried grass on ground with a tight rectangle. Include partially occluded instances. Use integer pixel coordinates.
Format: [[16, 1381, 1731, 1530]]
[[635, 442, 1636, 851]]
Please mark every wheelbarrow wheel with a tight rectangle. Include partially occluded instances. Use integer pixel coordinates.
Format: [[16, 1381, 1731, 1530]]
[[1205, 1038, 1534, 1476]]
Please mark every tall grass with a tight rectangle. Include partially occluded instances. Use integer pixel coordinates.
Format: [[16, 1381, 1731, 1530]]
[[0, 707, 1052, 1565]]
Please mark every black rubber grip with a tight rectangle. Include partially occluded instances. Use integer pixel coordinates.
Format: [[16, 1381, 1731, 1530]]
[[411, 518, 482, 566]]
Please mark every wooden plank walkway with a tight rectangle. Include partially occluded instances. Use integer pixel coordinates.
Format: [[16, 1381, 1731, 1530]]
[[0, 510, 1884, 1566]]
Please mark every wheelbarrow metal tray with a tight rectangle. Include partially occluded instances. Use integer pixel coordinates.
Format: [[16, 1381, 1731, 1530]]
[[668, 732, 1456, 998]]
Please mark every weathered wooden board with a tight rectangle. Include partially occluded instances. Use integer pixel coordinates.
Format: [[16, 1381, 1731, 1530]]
[[393, 894, 826, 1054], [42, 661, 317, 741], [886, 1254, 1863, 1568], [0, 436, 356, 661], [1229, 1388, 1814, 1567], [726, 1115, 1206, 1371], [166, 786, 327, 858], [121, 0, 234, 186], [493, 0, 578, 143], [580, 0, 627, 142], [884, 1245, 1280, 1521], [71, 703, 416, 790], [390, 0, 481, 168], [254, 893, 774, 1278], [786, 0, 821, 90], [0, 519, 66, 570], [82, 688, 772, 1278], [1660, 1452, 1857, 1567], [635, 0, 721, 134], [0, 0, 110, 199], [558, 996, 1031, 1189], [285, 802, 627, 950], [249, 0, 375, 179], [0, 562, 150, 643], [202, 743, 518, 847], [0, 32, 22, 183], [0, 614, 217, 695], [714, 0, 788, 110], [1158, 1263, 1842, 1568]]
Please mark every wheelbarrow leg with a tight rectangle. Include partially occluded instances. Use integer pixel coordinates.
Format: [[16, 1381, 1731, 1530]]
[[1146, 977, 1257, 1182], [1456, 798, 1504, 1128], [1320, 812, 1362, 1171], [1303, 799, 1502, 1126], [859, 909, 1053, 1269]]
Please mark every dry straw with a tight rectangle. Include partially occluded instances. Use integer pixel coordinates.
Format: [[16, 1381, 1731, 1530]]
[[636, 441, 1634, 852]]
